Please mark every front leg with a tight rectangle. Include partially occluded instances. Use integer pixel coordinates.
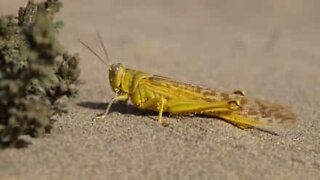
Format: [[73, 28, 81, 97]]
[[93, 93, 129, 121]]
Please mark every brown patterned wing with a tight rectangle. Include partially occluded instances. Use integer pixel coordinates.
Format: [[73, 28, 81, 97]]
[[236, 97, 296, 127]]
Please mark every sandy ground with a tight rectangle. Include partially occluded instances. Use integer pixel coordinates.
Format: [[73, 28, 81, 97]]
[[1, 0, 320, 179]]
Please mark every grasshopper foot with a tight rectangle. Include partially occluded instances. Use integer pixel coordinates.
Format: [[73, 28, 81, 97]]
[[93, 114, 107, 122], [158, 113, 170, 127], [160, 120, 170, 127]]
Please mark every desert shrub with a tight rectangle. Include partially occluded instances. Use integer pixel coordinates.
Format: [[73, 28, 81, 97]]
[[0, 0, 80, 148]]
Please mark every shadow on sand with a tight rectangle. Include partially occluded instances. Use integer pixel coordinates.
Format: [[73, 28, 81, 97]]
[[77, 101, 279, 135], [77, 101, 156, 117]]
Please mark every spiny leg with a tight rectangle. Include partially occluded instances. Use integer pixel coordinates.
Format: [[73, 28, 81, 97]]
[[93, 93, 129, 121], [215, 112, 266, 129], [216, 113, 279, 135], [166, 99, 241, 115]]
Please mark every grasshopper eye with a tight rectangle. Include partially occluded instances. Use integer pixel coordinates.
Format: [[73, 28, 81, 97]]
[[114, 63, 122, 72], [114, 67, 119, 73], [109, 63, 125, 92], [110, 63, 121, 74]]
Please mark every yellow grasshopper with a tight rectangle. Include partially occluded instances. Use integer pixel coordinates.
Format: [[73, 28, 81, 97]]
[[80, 33, 296, 130]]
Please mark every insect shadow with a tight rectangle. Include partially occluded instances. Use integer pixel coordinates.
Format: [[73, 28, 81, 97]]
[[77, 101, 156, 117], [77, 101, 279, 135]]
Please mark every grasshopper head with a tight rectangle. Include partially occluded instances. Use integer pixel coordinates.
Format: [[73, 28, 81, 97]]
[[109, 63, 126, 92]]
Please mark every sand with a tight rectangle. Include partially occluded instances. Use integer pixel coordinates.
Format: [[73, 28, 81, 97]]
[[0, 0, 319, 179]]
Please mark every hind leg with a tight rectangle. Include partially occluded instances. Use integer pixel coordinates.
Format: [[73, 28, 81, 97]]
[[215, 112, 271, 129]]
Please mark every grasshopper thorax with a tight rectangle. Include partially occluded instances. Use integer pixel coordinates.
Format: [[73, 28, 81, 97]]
[[109, 63, 126, 93]]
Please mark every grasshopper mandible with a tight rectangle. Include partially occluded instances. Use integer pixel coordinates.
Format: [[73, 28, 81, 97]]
[[80, 32, 296, 130]]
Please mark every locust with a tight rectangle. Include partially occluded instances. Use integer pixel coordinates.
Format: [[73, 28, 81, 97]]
[[80, 32, 296, 131]]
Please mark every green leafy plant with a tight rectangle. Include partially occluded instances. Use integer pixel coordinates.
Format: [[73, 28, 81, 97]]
[[0, 0, 80, 148]]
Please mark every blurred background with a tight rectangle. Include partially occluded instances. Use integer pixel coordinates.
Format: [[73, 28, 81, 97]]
[[1, 0, 319, 179]]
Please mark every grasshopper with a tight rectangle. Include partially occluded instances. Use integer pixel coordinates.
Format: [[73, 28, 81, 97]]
[[80, 33, 296, 130]]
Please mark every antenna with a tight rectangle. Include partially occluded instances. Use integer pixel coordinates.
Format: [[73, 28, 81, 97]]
[[79, 33, 111, 67], [79, 40, 109, 67], [96, 31, 111, 65]]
